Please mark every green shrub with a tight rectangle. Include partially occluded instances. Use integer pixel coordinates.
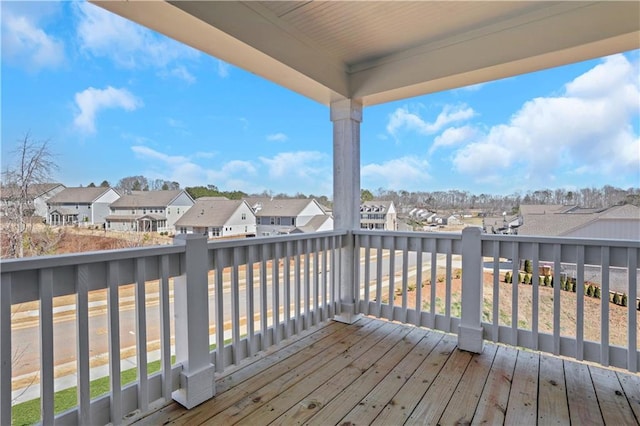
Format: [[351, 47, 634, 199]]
[[518, 272, 525, 283], [594, 286, 601, 299], [544, 275, 552, 287], [586, 285, 594, 297], [621, 293, 628, 307], [571, 282, 577, 292], [538, 276, 545, 286], [523, 274, 531, 285], [504, 271, 512, 283], [524, 259, 533, 274], [613, 292, 621, 305]]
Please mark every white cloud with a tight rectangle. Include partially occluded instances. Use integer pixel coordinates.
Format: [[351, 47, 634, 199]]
[[266, 133, 288, 142], [74, 86, 143, 134], [362, 157, 431, 191], [161, 66, 196, 84], [386, 104, 475, 139], [74, 2, 198, 72], [451, 54, 640, 185], [430, 125, 478, 154], [1, 5, 65, 71], [131, 145, 256, 190], [259, 151, 328, 180], [217, 60, 231, 78]]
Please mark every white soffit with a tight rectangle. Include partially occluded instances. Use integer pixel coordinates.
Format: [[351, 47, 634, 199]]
[[91, 1, 640, 106]]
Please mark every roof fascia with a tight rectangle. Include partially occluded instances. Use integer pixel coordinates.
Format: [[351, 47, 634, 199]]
[[350, 2, 640, 105]]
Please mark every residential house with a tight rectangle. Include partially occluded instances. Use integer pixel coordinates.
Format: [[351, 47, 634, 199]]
[[518, 204, 640, 239], [106, 190, 194, 232], [0, 183, 65, 220], [360, 201, 397, 231], [483, 214, 523, 234], [245, 197, 332, 236], [175, 198, 256, 238], [47, 187, 120, 226]]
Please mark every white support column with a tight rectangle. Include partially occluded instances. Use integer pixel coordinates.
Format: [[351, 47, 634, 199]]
[[458, 226, 484, 353], [331, 98, 363, 324], [172, 234, 215, 408]]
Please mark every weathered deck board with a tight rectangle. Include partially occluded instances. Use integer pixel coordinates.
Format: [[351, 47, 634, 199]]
[[339, 331, 444, 425], [538, 355, 570, 424], [129, 318, 640, 426], [472, 345, 518, 424], [438, 343, 498, 425], [590, 365, 637, 425], [505, 350, 539, 425], [564, 360, 604, 425]]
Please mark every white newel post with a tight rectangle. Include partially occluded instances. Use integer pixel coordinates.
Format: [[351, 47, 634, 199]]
[[331, 98, 363, 324], [172, 234, 215, 408], [458, 226, 485, 353]]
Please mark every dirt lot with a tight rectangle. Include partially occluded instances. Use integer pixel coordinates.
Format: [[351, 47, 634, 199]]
[[394, 270, 638, 349]]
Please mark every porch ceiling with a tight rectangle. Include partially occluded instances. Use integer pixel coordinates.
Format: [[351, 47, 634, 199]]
[[91, 1, 639, 106]]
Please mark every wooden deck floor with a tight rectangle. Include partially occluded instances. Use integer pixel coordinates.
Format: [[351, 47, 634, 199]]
[[133, 317, 640, 425]]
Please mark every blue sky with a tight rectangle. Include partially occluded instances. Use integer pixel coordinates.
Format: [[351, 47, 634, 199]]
[[2, 1, 639, 198]]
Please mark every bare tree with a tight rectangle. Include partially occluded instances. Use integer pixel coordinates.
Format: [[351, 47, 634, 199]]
[[1, 134, 57, 258]]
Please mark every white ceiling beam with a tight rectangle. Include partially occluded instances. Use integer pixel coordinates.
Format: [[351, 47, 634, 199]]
[[350, 2, 640, 105]]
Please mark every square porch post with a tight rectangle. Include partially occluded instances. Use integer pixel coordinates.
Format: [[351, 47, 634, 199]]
[[172, 234, 215, 408], [331, 98, 363, 324], [458, 226, 485, 353]]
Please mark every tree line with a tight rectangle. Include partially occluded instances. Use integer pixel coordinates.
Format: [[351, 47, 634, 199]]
[[367, 186, 640, 214]]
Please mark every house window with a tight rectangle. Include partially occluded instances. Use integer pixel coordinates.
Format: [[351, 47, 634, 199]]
[[242, 213, 246, 220], [76, 204, 79, 209], [270, 217, 275, 225], [177, 208, 180, 214]]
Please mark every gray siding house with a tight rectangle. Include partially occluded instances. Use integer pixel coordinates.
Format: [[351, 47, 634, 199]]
[[1, 183, 65, 220], [245, 197, 332, 236], [106, 190, 194, 233], [47, 187, 120, 226], [360, 201, 397, 231], [175, 198, 256, 239]]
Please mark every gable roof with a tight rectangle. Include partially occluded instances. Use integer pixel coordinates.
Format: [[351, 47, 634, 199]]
[[294, 215, 333, 233], [110, 190, 190, 208], [244, 197, 325, 217], [47, 187, 115, 204], [361, 200, 394, 213], [175, 199, 249, 227], [1, 183, 64, 200]]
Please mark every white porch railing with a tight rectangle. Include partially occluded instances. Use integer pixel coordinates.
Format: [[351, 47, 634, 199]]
[[1, 231, 344, 425], [1, 229, 638, 424], [354, 228, 640, 373]]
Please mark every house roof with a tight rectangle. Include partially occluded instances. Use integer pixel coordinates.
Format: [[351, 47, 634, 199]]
[[361, 201, 394, 213], [92, 1, 639, 106], [175, 199, 248, 227], [518, 204, 640, 236], [244, 197, 324, 217], [294, 215, 333, 233], [110, 190, 187, 208], [1, 183, 64, 200], [47, 187, 114, 204], [50, 207, 78, 216]]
